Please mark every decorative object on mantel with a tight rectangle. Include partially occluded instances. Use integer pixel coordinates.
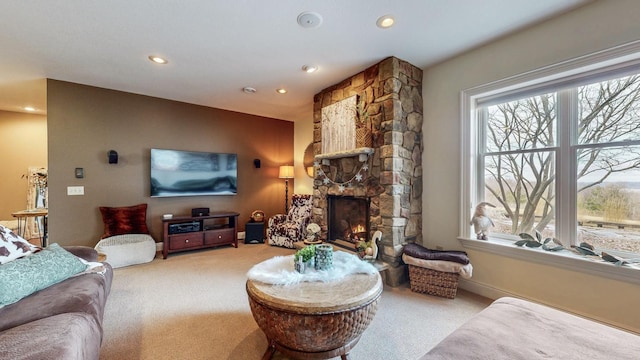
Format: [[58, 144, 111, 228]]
[[314, 244, 333, 270], [470, 202, 495, 240], [321, 95, 357, 154], [355, 96, 372, 148]]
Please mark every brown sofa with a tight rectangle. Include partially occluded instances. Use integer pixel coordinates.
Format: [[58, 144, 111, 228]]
[[0, 246, 113, 360], [421, 297, 640, 360]]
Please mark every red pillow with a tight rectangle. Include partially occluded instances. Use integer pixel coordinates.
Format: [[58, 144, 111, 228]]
[[99, 204, 150, 239]]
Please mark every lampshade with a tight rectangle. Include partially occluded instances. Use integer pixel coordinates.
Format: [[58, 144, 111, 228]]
[[279, 165, 295, 179]]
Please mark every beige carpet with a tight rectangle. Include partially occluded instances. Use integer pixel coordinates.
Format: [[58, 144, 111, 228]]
[[99, 242, 492, 360]]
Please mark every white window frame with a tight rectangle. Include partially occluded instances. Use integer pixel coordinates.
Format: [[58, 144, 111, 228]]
[[459, 40, 640, 284]]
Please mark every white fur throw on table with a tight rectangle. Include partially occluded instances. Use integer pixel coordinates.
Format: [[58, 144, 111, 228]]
[[247, 251, 377, 286]]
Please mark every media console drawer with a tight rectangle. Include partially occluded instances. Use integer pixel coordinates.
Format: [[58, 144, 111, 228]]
[[204, 228, 235, 245], [162, 212, 239, 259], [169, 233, 204, 250]]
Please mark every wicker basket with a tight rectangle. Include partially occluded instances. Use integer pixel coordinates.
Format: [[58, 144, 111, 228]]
[[408, 264, 460, 299]]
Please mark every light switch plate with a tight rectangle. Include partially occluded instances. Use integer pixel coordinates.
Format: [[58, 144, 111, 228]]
[[67, 186, 84, 195]]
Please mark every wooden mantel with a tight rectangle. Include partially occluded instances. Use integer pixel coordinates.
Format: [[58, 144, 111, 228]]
[[315, 147, 374, 162]]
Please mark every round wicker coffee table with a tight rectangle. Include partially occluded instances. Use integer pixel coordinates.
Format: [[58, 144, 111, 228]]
[[246, 271, 382, 360]]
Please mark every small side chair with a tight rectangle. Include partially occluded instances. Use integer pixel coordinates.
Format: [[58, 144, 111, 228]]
[[267, 194, 313, 248]]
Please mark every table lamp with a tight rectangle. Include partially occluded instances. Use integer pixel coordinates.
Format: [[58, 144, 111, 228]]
[[279, 165, 294, 213]]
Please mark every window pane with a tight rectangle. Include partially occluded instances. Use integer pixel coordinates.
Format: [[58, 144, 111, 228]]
[[484, 151, 556, 238], [578, 74, 640, 145], [577, 146, 640, 254], [485, 93, 556, 153]]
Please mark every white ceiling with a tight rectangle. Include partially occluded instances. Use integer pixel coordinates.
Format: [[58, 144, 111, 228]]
[[0, 0, 590, 121]]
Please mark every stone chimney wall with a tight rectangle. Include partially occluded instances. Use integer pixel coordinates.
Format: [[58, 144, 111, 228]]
[[312, 57, 423, 286]]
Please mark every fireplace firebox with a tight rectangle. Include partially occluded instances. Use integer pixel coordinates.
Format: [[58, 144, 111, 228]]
[[327, 196, 370, 247]]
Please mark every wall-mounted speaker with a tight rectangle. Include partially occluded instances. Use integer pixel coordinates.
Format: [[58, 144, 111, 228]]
[[253, 159, 261, 168], [108, 150, 118, 164]]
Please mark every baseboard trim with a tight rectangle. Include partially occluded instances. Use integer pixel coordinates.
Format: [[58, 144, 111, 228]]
[[458, 278, 514, 300], [458, 278, 638, 334]]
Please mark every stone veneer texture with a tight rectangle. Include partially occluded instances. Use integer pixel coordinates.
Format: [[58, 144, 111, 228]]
[[312, 56, 423, 286]]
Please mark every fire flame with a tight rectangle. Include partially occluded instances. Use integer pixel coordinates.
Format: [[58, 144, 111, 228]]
[[352, 224, 366, 233]]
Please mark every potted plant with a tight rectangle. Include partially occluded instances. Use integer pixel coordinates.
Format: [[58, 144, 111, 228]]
[[294, 245, 316, 273]]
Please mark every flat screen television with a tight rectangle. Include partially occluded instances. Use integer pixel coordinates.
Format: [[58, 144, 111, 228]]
[[150, 148, 237, 197]]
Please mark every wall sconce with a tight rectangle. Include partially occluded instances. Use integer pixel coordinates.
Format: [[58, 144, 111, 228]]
[[108, 150, 118, 164], [279, 165, 294, 213]]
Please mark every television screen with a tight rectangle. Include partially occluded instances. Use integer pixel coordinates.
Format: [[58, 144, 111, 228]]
[[150, 149, 237, 197]]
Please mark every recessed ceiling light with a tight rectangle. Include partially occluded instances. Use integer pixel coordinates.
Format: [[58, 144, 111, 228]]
[[276, 88, 287, 94], [243, 87, 257, 94], [302, 65, 318, 73], [376, 15, 395, 29], [23, 106, 36, 112], [148, 55, 168, 64]]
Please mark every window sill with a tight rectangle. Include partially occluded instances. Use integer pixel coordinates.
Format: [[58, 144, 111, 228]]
[[458, 237, 640, 285]]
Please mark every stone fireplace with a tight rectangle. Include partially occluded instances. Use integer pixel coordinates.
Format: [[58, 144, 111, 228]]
[[311, 57, 423, 286]]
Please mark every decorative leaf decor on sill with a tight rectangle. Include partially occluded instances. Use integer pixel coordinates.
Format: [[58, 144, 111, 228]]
[[515, 231, 564, 251], [601, 251, 629, 266], [515, 232, 632, 267], [572, 242, 598, 256]]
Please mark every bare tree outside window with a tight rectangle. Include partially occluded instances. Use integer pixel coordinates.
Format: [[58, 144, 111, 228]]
[[482, 74, 640, 254]]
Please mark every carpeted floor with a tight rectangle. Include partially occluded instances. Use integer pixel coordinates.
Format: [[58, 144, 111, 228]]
[[99, 242, 492, 360]]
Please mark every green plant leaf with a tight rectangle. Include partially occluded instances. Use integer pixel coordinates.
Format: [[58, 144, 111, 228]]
[[296, 245, 316, 262], [543, 238, 551, 244]]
